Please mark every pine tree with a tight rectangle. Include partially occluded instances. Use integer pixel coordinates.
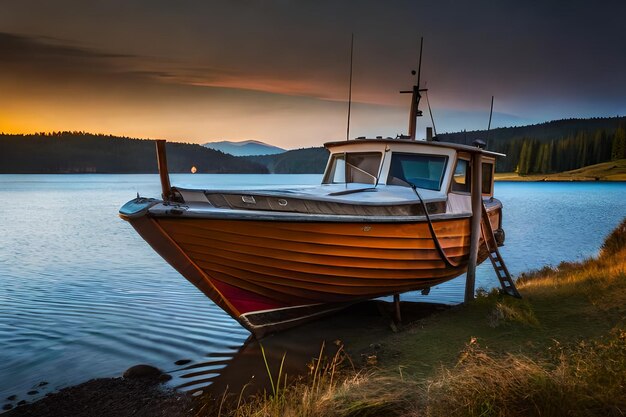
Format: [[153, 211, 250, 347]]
[[611, 125, 626, 160], [518, 139, 531, 174]]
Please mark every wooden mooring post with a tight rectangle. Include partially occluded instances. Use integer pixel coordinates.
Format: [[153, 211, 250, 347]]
[[155, 140, 172, 202], [393, 294, 402, 323], [464, 153, 482, 303]]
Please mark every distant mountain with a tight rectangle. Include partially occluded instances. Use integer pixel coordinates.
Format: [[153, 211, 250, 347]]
[[203, 140, 285, 156]]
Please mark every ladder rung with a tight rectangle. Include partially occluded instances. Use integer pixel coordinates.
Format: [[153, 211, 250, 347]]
[[481, 201, 521, 298]]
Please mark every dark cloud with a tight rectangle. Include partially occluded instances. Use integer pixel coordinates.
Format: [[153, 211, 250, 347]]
[[0, 31, 148, 88], [4, 1, 626, 105], [0, 32, 133, 62]]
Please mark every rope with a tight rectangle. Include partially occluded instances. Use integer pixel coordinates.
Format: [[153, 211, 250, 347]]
[[410, 184, 461, 268]]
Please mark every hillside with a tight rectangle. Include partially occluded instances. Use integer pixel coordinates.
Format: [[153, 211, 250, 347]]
[[241, 117, 626, 176], [0, 132, 268, 174], [2, 115, 625, 176], [495, 158, 626, 181], [438, 116, 626, 173], [242, 147, 329, 174], [440, 116, 626, 144], [203, 140, 285, 156]]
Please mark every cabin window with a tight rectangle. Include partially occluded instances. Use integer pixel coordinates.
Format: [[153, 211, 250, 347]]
[[482, 162, 494, 195], [387, 153, 448, 191], [451, 159, 471, 193], [323, 152, 382, 185]]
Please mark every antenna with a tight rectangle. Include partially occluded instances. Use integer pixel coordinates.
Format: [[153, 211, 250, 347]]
[[416, 36, 423, 90], [425, 90, 437, 136], [400, 37, 425, 140], [346, 33, 354, 141], [486, 95, 494, 147]]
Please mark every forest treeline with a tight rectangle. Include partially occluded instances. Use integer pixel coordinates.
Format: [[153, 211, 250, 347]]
[[439, 116, 626, 174], [1, 116, 625, 175], [0, 132, 268, 174], [242, 147, 329, 174], [243, 116, 626, 175]]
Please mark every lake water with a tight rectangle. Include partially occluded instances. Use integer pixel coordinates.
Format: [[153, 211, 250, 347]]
[[1, 175, 625, 405]]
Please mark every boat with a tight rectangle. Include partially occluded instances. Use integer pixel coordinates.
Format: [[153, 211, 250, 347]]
[[119, 61, 514, 338]]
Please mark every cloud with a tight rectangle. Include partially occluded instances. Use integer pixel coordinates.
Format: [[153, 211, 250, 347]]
[[2, 0, 626, 145], [0, 31, 363, 104], [0, 32, 132, 60], [0, 31, 153, 88]]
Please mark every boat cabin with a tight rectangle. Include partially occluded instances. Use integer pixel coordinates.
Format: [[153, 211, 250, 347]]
[[322, 138, 498, 199]]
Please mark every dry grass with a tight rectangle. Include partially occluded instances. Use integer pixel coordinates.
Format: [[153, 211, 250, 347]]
[[195, 341, 417, 417], [198, 218, 626, 417], [602, 218, 626, 257], [424, 330, 626, 417]]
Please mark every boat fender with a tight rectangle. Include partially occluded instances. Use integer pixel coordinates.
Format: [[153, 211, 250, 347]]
[[118, 197, 160, 219]]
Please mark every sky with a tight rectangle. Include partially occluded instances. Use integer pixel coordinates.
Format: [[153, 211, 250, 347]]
[[1, 0, 625, 149]]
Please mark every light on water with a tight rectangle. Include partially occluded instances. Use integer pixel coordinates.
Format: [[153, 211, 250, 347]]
[[0, 174, 624, 402]]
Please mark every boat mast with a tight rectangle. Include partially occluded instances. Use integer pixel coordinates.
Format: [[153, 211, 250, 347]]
[[346, 33, 354, 141], [400, 37, 427, 140], [486, 95, 494, 148]]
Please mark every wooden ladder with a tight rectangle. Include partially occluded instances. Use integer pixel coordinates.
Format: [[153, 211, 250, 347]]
[[481, 203, 521, 298]]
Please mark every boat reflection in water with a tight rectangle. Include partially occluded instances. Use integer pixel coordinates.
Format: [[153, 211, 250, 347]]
[[168, 301, 450, 396]]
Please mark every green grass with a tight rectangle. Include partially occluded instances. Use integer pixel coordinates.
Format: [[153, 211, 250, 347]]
[[495, 158, 626, 181], [385, 256, 625, 380], [196, 217, 626, 417]]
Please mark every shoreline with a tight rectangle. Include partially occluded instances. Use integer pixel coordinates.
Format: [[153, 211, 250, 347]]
[[5, 220, 625, 416], [2, 301, 448, 416], [494, 175, 626, 182], [1, 158, 625, 180], [494, 159, 626, 182], [3, 377, 193, 417]]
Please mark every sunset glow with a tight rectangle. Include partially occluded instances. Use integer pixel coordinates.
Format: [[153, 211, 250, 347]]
[[1, 1, 625, 148]]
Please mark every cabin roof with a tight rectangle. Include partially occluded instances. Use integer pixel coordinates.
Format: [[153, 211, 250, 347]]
[[323, 138, 505, 158]]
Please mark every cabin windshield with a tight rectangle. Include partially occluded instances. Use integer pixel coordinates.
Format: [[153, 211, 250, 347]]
[[323, 152, 382, 185], [387, 153, 448, 191]]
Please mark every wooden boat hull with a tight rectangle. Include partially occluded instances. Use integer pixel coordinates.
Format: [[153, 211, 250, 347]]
[[124, 207, 501, 337]]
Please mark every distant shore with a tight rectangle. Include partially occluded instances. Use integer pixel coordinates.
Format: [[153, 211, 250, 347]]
[[5, 219, 625, 417], [494, 159, 626, 182]]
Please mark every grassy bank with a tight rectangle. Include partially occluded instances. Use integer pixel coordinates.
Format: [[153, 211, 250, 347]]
[[495, 159, 626, 181], [204, 218, 626, 417]]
